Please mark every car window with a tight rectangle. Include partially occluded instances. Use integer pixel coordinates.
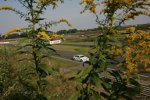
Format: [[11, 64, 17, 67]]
[[80, 56, 84, 57]]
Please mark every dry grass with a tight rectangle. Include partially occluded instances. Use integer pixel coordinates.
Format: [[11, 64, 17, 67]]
[[0, 45, 80, 99]]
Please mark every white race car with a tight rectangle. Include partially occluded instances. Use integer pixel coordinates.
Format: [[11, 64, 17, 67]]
[[73, 54, 89, 62]]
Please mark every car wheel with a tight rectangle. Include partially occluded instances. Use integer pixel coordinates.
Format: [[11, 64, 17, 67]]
[[72, 58, 75, 60], [80, 59, 83, 62]]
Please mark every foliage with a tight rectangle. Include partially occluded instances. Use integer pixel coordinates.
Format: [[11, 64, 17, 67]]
[[57, 29, 78, 34], [0, 46, 40, 99], [0, 0, 150, 100], [124, 29, 150, 78], [68, 0, 150, 99], [49, 33, 62, 40], [0, 0, 71, 99], [0, 46, 15, 98], [0, 45, 80, 99], [80, 0, 150, 26]]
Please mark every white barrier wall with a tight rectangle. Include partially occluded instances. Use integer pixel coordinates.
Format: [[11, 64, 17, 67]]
[[0, 42, 10, 44], [49, 40, 61, 44]]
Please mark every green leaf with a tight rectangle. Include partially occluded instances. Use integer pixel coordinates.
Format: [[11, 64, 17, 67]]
[[69, 91, 81, 100], [93, 91, 102, 100], [69, 77, 83, 83], [129, 78, 141, 87], [101, 81, 111, 93], [109, 70, 122, 82], [37, 79, 49, 86], [77, 66, 92, 78], [92, 73, 102, 87], [48, 68, 60, 77], [66, 70, 80, 75], [38, 64, 49, 76]]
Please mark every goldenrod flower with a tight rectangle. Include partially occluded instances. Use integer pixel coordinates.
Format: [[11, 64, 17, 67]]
[[89, 7, 96, 13], [80, 0, 94, 4], [59, 18, 72, 27], [125, 29, 150, 75], [0, 6, 13, 11], [37, 0, 46, 3], [37, 0, 63, 8], [145, 68, 150, 72], [49, 33, 61, 39], [140, 59, 150, 67], [80, 0, 99, 14], [126, 27, 135, 33], [3, 28, 22, 38], [38, 31, 50, 41], [116, 48, 122, 56]]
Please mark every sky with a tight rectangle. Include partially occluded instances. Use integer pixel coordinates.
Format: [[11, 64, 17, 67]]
[[0, 0, 150, 34]]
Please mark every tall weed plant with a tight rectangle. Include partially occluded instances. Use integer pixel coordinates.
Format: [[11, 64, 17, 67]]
[[68, 0, 150, 100], [0, 0, 71, 99]]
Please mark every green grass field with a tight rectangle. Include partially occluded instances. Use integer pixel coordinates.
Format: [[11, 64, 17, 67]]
[[46, 57, 80, 68], [52, 45, 92, 52], [61, 41, 94, 45], [0, 45, 80, 69]]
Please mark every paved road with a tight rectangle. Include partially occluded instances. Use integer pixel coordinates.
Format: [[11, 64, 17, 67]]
[[55, 43, 94, 47], [55, 50, 150, 79], [54, 42, 116, 47], [56, 50, 79, 60], [2, 43, 150, 79]]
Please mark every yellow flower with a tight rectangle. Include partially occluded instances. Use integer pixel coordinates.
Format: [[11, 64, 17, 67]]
[[124, 0, 132, 5], [37, 0, 63, 8], [125, 30, 150, 75], [139, 59, 150, 67], [80, 0, 94, 4], [126, 27, 136, 33], [59, 18, 72, 27], [50, 33, 61, 39], [125, 47, 133, 55], [126, 62, 137, 73], [80, 0, 99, 14], [0, 6, 13, 11], [116, 48, 122, 56], [145, 68, 150, 72], [3, 28, 22, 38], [38, 31, 50, 41], [37, 0, 47, 4]]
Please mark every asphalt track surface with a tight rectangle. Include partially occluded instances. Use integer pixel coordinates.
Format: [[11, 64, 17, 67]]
[[1, 43, 150, 79], [55, 43, 94, 47], [1, 43, 150, 97], [56, 50, 79, 60], [56, 50, 150, 79]]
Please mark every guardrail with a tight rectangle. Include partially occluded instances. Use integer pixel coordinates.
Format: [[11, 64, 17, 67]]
[[139, 84, 150, 97], [101, 69, 150, 99], [0, 42, 10, 44]]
